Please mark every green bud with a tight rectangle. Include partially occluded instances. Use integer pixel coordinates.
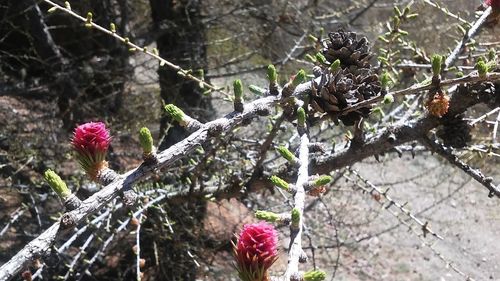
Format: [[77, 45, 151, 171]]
[[44, 169, 71, 199], [276, 146, 296, 163], [291, 207, 300, 229], [315, 52, 327, 65], [292, 69, 306, 87], [64, 1, 71, 10], [431, 54, 442, 76], [139, 127, 154, 155], [305, 54, 317, 63], [329, 59, 341, 72], [372, 107, 385, 117], [394, 6, 402, 17], [233, 79, 243, 100], [267, 64, 277, 83], [85, 12, 93, 28], [383, 93, 394, 104], [393, 16, 400, 27], [380, 71, 392, 88], [297, 107, 306, 128], [313, 175, 332, 186], [378, 35, 390, 43], [476, 60, 488, 77], [270, 175, 290, 191], [86, 12, 93, 23], [303, 269, 327, 281], [233, 79, 244, 111], [255, 210, 280, 222], [248, 85, 266, 96], [164, 104, 185, 123], [406, 13, 418, 19], [307, 34, 318, 42], [110, 23, 116, 33], [403, 7, 410, 16], [488, 48, 496, 61], [48, 6, 58, 13]]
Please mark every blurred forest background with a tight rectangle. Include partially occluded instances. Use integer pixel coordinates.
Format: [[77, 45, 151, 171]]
[[1, 0, 500, 280]]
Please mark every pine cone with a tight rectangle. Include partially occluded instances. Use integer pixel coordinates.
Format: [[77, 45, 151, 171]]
[[437, 114, 472, 148], [322, 29, 372, 71], [310, 68, 382, 126]]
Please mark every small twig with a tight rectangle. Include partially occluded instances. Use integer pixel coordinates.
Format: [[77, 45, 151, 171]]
[[422, 0, 470, 25], [349, 0, 380, 24], [422, 137, 500, 198], [444, 6, 492, 69], [29, 194, 42, 229], [344, 170, 475, 280], [135, 214, 142, 281], [492, 111, 500, 144], [0, 208, 25, 237], [41, 0, 229, 97], [283, 130, 309, 280], [346, 169, 443, 240], [63, 220, 103, 280], [341, 71, 500, 116], [469, 107, 500, 125]]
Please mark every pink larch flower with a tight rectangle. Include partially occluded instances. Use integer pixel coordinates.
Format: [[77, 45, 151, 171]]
[[485, 0, 500, 8], [233, 222, 278, 281], [71, 122, 111, 180]]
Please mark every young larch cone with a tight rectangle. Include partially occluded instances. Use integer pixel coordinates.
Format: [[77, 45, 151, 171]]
[[485, 0, 500, 8], [425, 90, 450, 118], [71, 122, 111, 180], [233, 222, 278, 281], [483, 0, 500, 26]]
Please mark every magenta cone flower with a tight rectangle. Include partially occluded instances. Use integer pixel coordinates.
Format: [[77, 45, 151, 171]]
[[485, 0, 500, 8], [233, 222, 278, 281], [71, 122, 111, 180]]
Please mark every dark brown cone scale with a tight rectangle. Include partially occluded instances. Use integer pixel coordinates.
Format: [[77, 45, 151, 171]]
[[311, 30, 382, 126], [436, 114, 472, 148], [310, 68, 382, 126], [322, 29, 372, 70]]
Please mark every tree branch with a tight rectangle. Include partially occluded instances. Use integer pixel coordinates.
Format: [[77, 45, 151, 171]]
[[0, 92, 292, 280], [311, 83, 499, 198], [421, 137, 500, 197], [283, 133, 309, 280]]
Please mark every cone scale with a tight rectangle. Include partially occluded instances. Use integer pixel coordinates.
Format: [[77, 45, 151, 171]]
[[233, 222, 278, 281], [71, 122, 111, 181]]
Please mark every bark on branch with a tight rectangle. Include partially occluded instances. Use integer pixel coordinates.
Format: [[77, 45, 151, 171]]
[[0, 91, 297, 280]]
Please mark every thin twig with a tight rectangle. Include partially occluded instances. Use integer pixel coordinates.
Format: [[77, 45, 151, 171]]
[[341, 71, 500, 116], [444, 6, 492, 68], [346, 169, 443, 240], [135, 214, 142, 281], [41, 0, 229, 97], [0, 208, 25, 237], [422, 137, 500, 197], [283, 131, 309, 280]]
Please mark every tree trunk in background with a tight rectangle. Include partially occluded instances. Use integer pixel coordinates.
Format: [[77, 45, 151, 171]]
[[148, 1, 213, 279], [149, 0, 213, 150], [0, 0, 131, 128]]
